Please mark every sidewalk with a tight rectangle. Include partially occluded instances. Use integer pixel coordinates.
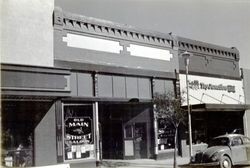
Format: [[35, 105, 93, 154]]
[[100, 157, 190, 168]]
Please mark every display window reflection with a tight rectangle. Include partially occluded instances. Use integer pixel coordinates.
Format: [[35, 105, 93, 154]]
[[157, 119, 175, 150], [63, 104, 94, 160]]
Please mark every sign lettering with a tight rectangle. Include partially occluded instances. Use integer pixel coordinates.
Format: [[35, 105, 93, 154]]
[[189, 80, 236, 93], [65, 117, 92, 145]]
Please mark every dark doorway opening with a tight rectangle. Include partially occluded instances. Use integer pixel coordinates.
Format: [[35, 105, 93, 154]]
[[101, 120, 123, 159], [99, 103, 124, 159]]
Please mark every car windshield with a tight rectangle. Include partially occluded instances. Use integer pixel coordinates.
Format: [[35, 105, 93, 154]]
[[209, 137, 229, 147]]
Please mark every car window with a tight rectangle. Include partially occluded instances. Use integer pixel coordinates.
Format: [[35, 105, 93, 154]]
[[243, 137, 250, 144], [209, 137, 229, 147], [231, 137, 243, 146]]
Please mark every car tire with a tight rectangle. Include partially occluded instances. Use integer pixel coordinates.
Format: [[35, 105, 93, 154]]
[[219, 156, 232, 168]]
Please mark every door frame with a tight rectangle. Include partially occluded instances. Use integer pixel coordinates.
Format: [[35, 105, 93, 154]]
[[61, 103, 97, 162], [123, 122, 148, 159]]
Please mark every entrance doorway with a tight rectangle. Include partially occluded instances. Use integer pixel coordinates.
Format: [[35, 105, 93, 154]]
[[99, 103, 152, 160], [102, 120, 123, 159], [134, 123, 147, 158]]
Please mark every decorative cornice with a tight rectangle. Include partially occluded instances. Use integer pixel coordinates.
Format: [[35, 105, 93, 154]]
[[175, 36, 240, 61], [54, 7, 173, 48], [54, 7, 240, 62]]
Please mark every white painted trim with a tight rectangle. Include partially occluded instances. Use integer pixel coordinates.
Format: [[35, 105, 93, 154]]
[[127, 44, 173, 61], [63, 33, 123, 53]]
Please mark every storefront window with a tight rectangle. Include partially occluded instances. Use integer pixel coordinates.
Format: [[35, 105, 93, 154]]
[[63, 104, 94, 160], [157, 119, 175, 150]]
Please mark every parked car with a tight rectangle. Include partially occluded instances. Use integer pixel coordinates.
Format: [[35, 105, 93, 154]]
[[190, 134, 250, 168]]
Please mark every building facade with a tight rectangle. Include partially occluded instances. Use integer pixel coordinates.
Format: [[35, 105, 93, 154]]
[[177, 36, 249, 156], [52, 7, 179, 164], [1, 2, 249, 167]]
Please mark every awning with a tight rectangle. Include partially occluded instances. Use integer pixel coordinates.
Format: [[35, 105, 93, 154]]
[[183, 103, 250, 112]]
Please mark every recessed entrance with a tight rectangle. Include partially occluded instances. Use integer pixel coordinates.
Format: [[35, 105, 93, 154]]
[[134, 123, 147, 158], [99, 103, 152, 159]]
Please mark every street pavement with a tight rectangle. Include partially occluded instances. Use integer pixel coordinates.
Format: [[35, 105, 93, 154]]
[[99, 158, 250, 168], [100, 157, 190, 168]]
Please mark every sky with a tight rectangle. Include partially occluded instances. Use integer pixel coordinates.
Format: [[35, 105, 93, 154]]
[[56, 0, 250, 69]]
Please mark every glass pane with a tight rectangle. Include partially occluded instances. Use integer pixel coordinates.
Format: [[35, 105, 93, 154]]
[[64, 104, 94, 160], [154, 79, 174, 94], [124, 125, 133, 138], [158, 119, 175, 150]]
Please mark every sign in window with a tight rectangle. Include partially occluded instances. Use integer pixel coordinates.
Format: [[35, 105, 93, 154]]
[[63, 104, 94, 160]]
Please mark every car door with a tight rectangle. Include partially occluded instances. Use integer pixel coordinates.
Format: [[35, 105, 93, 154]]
[[231, 136, 247, 164]]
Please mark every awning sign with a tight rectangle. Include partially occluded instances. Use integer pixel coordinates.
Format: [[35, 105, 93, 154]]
[[180, 74, 245, 105]]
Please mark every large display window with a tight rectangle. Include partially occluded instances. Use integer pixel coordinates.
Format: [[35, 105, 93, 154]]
[[153, 79, 175, 151], [157, 119, 175, 150], [63, 104, 95, 161]]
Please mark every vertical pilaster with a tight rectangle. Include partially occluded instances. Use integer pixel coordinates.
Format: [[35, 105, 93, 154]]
[[243, 111, 249, 137], [55, 100, 63, 163], [151, 78, 159, 156], [94, 73, 98, 97], [53, 7, 63, 31], [94, 102, 100, 161], [153, 104, 159, 156], [93, 73, 100, 161]]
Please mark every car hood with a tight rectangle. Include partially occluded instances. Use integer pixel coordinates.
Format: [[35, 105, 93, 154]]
[[203, 146, 230, 157]]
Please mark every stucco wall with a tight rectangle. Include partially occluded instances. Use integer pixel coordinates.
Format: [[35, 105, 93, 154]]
[[34, 103, 57, 166], [243, 69, 250, 104], [243, 68, 250, 137], [1, 0, 54, 67]]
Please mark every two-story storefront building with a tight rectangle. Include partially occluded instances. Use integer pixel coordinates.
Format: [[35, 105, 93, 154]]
[[177, 36, 250, 156], [1, 2, 249, 167]]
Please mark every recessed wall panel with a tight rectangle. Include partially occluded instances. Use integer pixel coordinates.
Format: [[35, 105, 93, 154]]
[[138, 78, 151, 99], [154, 79, 165, 94], [113, 76, 126, 98], [126, 77, 138, 98], [70, 73, 77, 96], [77, 73, 93, 97], [154, 79, 174, 95], [98, 75, 113, 97]]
